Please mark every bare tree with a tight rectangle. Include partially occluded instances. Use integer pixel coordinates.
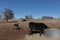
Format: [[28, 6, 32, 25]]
[[2, 8, 14, 22], [25, 15, 33, 19]]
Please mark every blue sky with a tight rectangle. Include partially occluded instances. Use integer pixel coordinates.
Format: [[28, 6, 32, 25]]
[[0, 0, 60, 18]]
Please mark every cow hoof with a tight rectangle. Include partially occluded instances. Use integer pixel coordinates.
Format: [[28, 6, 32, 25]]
[[40, 34, 41, 36]]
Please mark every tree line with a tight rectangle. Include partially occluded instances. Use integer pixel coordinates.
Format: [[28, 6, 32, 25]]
[[1, 8, 58, 22], [0, 8, 33, 22]]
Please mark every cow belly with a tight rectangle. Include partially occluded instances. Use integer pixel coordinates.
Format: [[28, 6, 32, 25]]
[[34, 28, 40, 30]]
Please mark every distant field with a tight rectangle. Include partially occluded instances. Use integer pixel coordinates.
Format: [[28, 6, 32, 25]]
[[0, 19, 60, 40]]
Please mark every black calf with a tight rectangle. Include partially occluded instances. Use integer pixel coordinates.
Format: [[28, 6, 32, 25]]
[[14, 23, 20, 30]]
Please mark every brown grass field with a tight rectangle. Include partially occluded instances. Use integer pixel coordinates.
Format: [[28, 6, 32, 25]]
[[0, 19, 60, 40]]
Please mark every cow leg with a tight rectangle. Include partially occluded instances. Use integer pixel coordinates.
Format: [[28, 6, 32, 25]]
[[40, 30, 41, 36], [29, 29, 33, 35], [42, 29, 44, 34], [40, 29, 43, 36]]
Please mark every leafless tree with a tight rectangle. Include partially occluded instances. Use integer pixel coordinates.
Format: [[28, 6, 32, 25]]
[[2, 8, 14, 22], [25, 15, 33, 19]]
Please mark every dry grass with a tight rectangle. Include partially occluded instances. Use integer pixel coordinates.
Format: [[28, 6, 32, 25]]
[[0, 19, 60, 40]]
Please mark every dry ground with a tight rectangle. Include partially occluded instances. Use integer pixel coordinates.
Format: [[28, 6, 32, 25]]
[[0, 19, 60, 40]]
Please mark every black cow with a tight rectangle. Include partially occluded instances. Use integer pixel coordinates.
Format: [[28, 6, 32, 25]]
[[29, 22, 49, 36], [22, 19, 26, 22], [14, 23, 20, 30]]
